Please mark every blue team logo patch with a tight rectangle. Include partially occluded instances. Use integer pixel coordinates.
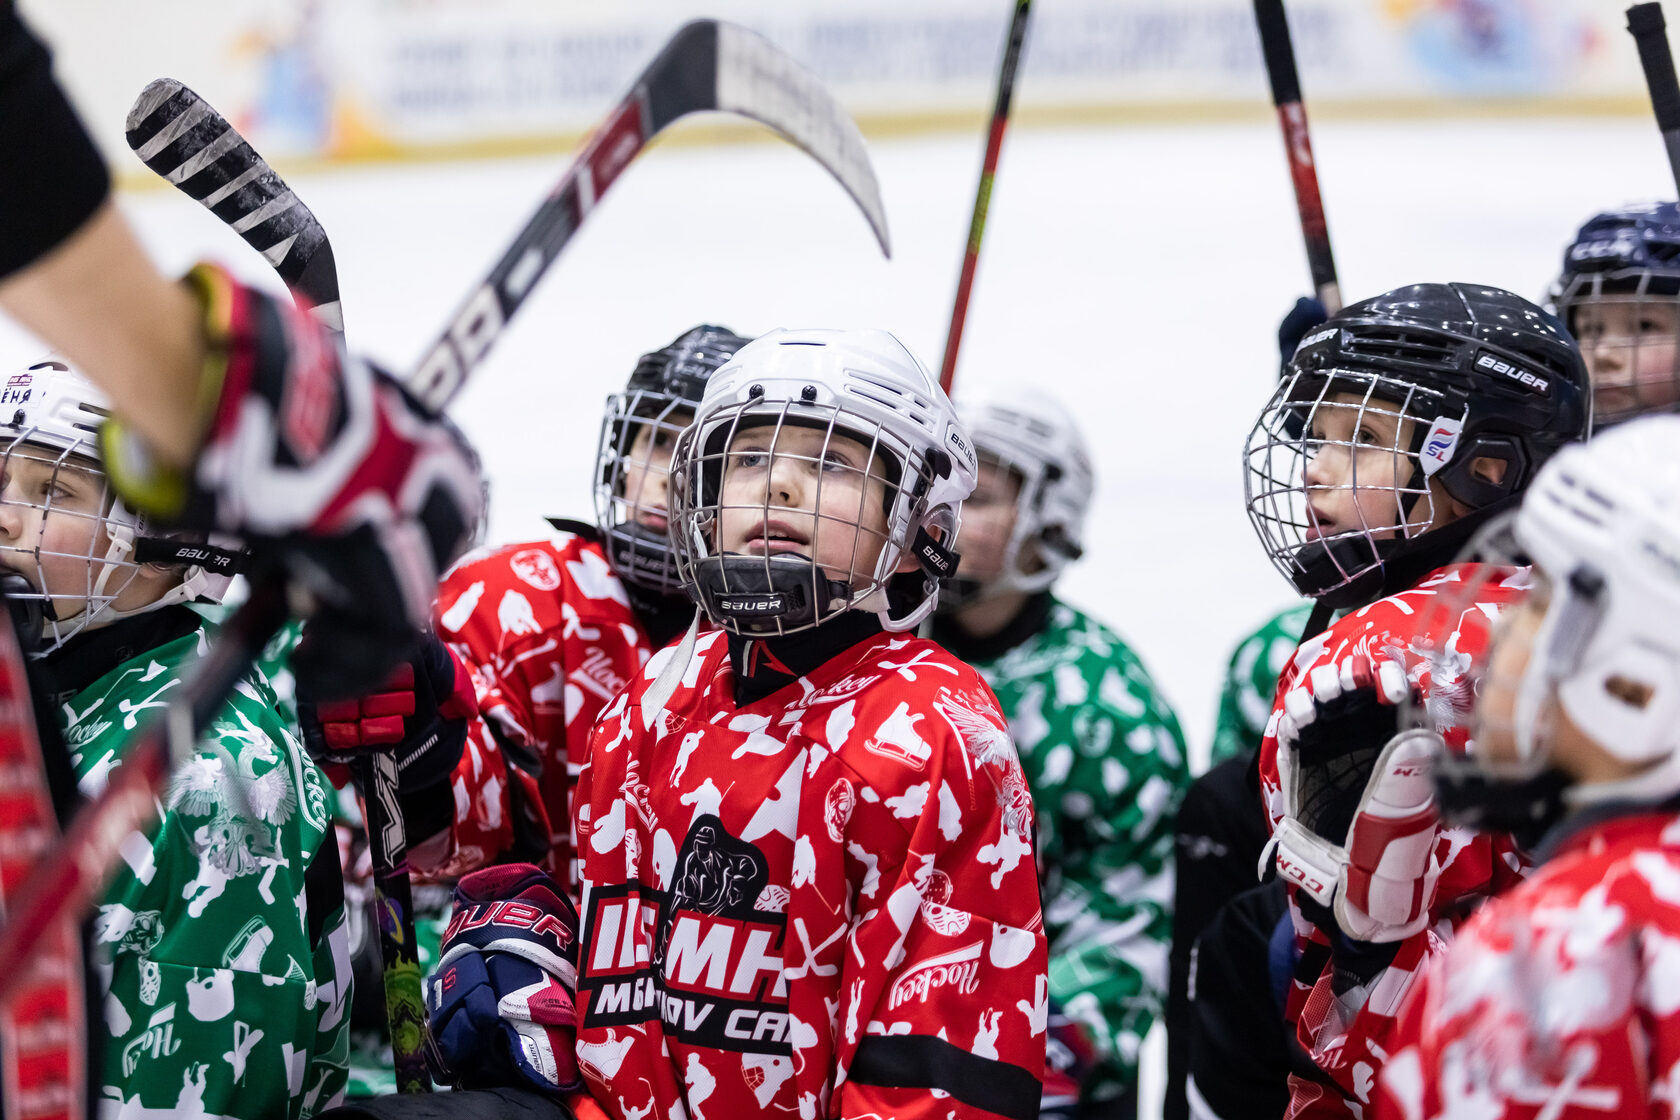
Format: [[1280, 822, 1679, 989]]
[[1420, 416, 1463, 477]]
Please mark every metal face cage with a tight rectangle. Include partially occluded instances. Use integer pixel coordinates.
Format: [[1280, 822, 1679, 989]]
[[0, 434, 144, 652], [1554, 271, 1680, 428], [1245, 367, 1452, 600], [669, 397, 935, 637], [594, 388, 696, 597]]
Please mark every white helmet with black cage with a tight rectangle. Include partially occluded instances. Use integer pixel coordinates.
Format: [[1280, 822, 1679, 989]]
[[0, 358, 240, 653], [668, 327, 978, 636], [942, 387, 1092, 604]]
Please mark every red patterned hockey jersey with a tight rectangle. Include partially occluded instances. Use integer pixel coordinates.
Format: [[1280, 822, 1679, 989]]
[[1376, 809, 1680, 1120], [1257, 564, 1531, 1119], [573, 624, 1049, 1120], [416, 529, 652, 882]]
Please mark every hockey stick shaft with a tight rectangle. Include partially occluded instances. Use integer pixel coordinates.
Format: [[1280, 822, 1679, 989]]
[[939, 0, 1032, 395], [125, 83, 432, 1092], [0, 17, 889, 1031], [409, 19, 891, 415], [1253, 0, 1342, 313], [1628, 3, 1680, 194]]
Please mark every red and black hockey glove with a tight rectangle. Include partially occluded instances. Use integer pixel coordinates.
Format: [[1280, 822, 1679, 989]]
[[297, 632, 476, 840], [99, 262, 483, 697], [428, 863, 582, 1095], [1271, 652, 1443, 944]]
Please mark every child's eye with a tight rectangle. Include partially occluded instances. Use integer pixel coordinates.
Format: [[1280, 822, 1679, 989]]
[[1640, 318, 1671, 335], [1355, 426, 1384, 447], [651, 430, 675, 450], [733, 450, 768, 469], [821, 453, 857, 473]]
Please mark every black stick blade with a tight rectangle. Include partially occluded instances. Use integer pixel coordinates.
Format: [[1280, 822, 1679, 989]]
[[126, 79, 343, 330]]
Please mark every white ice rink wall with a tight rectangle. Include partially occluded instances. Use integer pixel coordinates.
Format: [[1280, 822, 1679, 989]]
[[22, 0, 1661, 169]]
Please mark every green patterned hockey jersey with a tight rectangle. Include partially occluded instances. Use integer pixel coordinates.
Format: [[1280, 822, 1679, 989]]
[[1208, 602, 1312, 769], [68, 617, 351, 1119], [940, 596, 1190, 1102]]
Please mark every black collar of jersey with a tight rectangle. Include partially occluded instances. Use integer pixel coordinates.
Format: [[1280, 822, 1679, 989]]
[[727, 610, 885, 708], [929, 590, 1054, 664], [546, 516, 694, 649], [41, 604, 202, 704]]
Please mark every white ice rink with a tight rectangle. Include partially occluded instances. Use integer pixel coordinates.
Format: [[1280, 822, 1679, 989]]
[[0, 112, 1672, 1118], [6, 113, 1668, 762]]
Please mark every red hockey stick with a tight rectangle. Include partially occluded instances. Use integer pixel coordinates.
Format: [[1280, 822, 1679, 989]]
[[1253, 0, 1342, 314], [940, 0, 1033, 395]]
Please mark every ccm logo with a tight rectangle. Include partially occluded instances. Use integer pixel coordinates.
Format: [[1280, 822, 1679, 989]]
[[1276, 857, 1328, 895], [1475, 353, 1549, 394], [1391, 764, 1425, 778]]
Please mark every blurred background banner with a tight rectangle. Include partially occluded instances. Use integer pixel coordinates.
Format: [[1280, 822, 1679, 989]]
[[25, 0, 1649, 169]]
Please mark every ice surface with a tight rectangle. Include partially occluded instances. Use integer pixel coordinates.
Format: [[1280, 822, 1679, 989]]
[[1, 114, 1670, 767]]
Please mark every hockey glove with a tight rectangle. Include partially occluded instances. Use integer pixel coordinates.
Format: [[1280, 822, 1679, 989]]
[[99, 262, 483, 697], [1271, 653, 1444, 943], [427, 863, 582, 1094], [1278, 295, 1329, 371], [298, 632, 476, 839]]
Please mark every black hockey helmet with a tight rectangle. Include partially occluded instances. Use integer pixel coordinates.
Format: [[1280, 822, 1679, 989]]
[[1550, 202, 1680, 427], [594, 325, 752, 598], [1245, 282, 1589, 608]]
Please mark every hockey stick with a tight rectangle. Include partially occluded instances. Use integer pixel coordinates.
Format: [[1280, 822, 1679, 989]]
[[124, 78, 432, 1094], [0, 12, 889, 1040], [939, 0, 1032, 395], [409, 18, 890, 413], [1253, 0, 1342, 314], [1628, 3, 1680, 194]]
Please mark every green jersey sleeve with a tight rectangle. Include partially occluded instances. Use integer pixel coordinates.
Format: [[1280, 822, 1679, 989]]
[[1208, 602, 1312, 768], [70, 624, 350, 1119], [972, 599, 1191, 1103]]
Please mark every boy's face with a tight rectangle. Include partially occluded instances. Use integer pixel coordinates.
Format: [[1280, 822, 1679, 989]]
[[0, 446, 176, 623], [1302, 390, 1436, 543], [716, 422, 897, 586], [617, 408, 693, 534], [957, 457, 1023, 588], [1572, 299, 1680, 423]]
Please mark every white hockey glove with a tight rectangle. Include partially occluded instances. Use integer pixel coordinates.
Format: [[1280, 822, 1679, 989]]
[[1271, 652, 1443, 943]]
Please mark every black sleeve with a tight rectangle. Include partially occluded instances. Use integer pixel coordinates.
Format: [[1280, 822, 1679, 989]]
[[1163, 751, 1273, 1120], [0, 3, 110, 278], [1184, 882, 1295, 1120]]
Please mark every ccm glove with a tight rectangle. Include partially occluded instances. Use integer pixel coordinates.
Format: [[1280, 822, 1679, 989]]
[[99, 262, 483, 696], [428, 864, 582, 1094], [1271, 652, 1443, 943], [297, 631, 476, 839]]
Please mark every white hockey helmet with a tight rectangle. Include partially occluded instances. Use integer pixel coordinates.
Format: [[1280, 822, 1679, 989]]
[[668, 328, 978, 636], [945, 387, 1092, 603], [0, 359, 241, 653], [1488, 415, 1680, 796]]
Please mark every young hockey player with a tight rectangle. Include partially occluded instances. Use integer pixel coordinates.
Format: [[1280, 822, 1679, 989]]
[[296, 325, 748, 1098], [1374, 415, 1680, 1119], [298, 325, 751, 887], [929, 387, 1188, 1117], [1242, 283, 1590, 1118], [0, 358, 351, 1117], [423, 328, 1049, 1119], [1550, 201, 1680, 427]]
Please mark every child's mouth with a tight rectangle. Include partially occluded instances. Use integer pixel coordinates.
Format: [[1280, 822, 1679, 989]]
[[744, 519, 810, 555]]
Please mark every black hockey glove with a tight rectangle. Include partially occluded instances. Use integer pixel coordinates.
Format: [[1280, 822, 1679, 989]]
[[297, 631, 475, 841], [1278, 295, 1329, 372], [100, 262, 483, 697]]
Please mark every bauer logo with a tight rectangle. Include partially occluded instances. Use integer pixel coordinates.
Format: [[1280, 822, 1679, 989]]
[[1474, 353, 1549, 394], [1298, 326, 1339, 350], [718, 593, 787, 616], [1419, 416, 1463, 477]]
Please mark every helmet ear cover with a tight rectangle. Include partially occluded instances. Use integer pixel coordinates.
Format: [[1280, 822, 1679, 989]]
[[1435, 433, 1531, 511]]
